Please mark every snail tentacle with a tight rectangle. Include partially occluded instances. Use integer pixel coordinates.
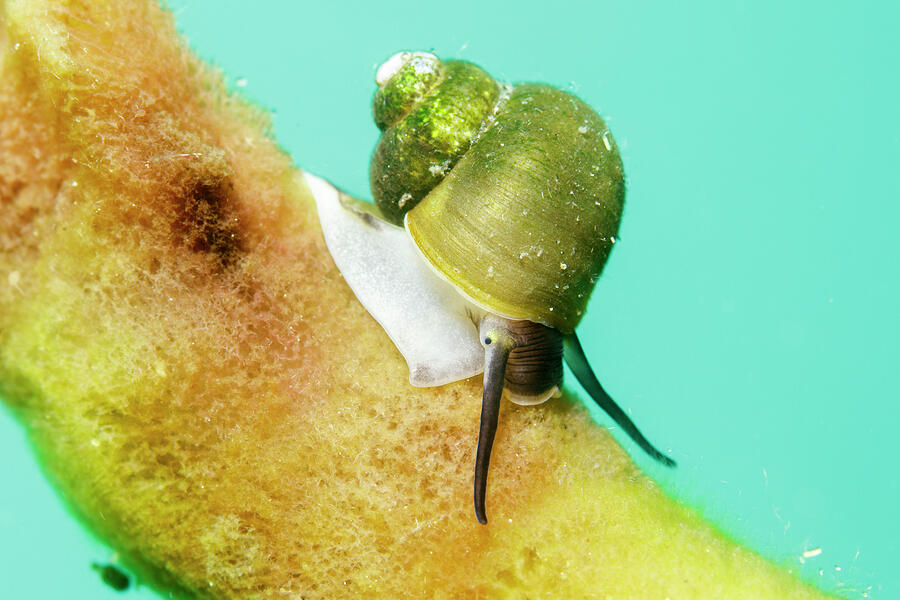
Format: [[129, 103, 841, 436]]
[[474, 326, 514, 525], [563, 333, 676, 468]]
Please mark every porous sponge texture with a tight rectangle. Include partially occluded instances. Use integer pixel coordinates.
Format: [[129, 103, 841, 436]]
[[0, 1, 835, 599]]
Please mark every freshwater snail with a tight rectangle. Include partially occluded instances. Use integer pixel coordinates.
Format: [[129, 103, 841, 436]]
[[304, 51, 675, 524]]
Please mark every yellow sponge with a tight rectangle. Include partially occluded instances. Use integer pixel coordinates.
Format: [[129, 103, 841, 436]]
[[0, 1, 835, 598]]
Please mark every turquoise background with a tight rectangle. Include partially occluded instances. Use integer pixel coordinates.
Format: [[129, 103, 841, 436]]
[[2, 0, 898, 597]]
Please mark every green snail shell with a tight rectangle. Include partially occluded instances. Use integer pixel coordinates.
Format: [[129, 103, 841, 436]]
[[371, 54, 625, 333]]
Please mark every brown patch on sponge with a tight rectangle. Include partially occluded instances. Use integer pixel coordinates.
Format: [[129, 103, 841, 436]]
[[173, 177, 243, 269]]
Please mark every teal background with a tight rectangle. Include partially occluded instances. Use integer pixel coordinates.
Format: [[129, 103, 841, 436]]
[[2, 0, 898, 597]]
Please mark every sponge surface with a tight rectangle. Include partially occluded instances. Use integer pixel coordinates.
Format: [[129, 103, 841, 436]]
[[0, 1, 835, 598]]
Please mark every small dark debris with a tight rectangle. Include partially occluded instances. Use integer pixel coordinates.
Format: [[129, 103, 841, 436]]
[[92, 562, 131, 592]]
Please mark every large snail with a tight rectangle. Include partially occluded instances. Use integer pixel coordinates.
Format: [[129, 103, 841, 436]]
[[304, 51, 675, 524]]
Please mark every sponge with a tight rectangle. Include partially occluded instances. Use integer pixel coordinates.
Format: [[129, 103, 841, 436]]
[[0, 1, 836, 598]]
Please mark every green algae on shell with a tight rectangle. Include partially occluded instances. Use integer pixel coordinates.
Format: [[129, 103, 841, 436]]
[[370, 56, 503, 224]]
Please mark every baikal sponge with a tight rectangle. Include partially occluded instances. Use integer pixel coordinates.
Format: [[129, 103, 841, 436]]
[[0, 1, 836, 598]]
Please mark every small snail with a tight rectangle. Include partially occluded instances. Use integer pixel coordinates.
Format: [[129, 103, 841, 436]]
[[304, 51, 675, 524]]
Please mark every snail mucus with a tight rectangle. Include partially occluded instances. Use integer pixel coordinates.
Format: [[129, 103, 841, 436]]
[[304, 51, 675, 524]]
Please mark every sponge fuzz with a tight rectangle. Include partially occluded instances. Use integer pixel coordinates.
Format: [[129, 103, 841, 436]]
[[0, 1, 834, 598]]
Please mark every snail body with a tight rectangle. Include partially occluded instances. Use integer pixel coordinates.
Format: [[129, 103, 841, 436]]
[[305, 52, 674, 525]]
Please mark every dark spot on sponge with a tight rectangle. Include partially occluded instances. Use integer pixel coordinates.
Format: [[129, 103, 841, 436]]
[[173, 178, 242, 268]]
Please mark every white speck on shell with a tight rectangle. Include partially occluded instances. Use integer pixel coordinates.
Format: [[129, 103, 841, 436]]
[[375, 51, 439, 87], [428, 160, 450, 176]]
